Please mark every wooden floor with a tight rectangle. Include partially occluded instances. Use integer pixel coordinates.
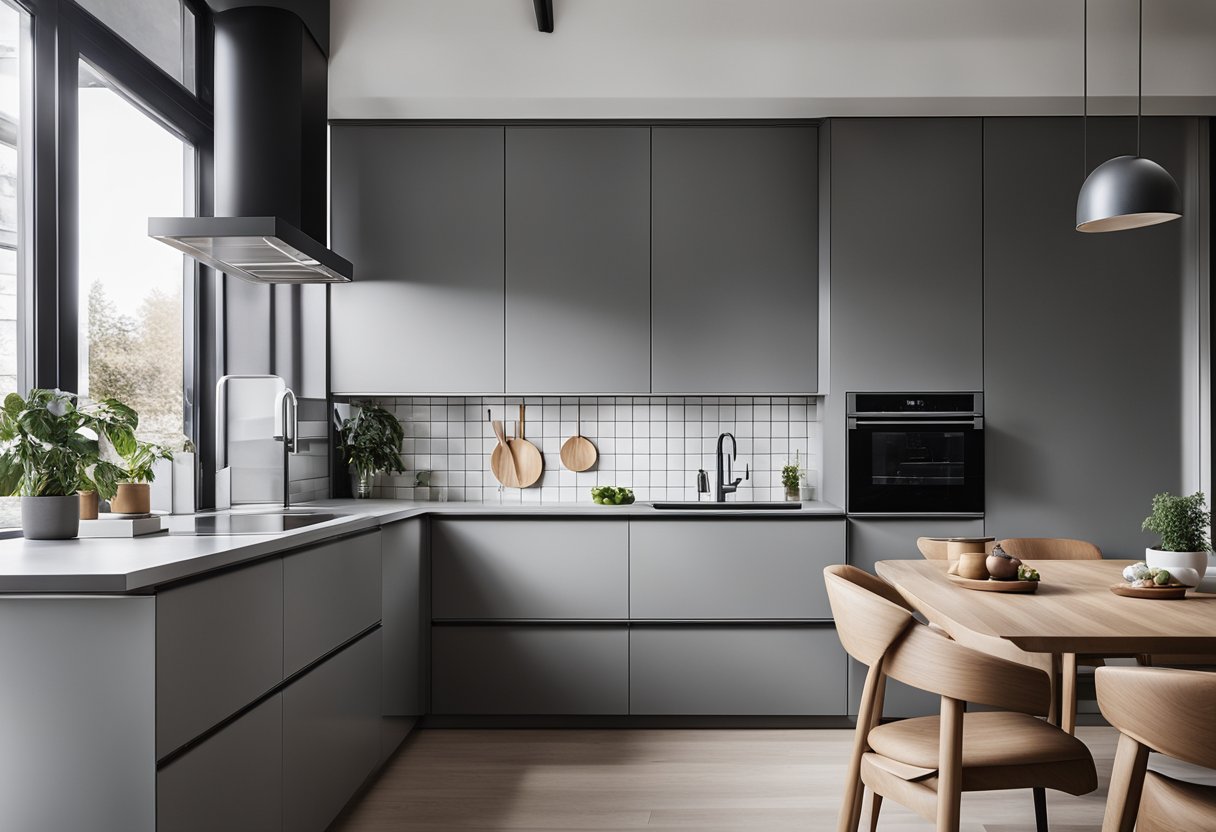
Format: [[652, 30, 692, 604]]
[[333, 726, 1210, 832]]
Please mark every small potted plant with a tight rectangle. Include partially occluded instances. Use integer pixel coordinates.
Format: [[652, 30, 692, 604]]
[[1142, 491, 1212, 587], [781, 450, 803, 502], [0, 390, 135, 539], [338, 404, 405, 498], [110, 441, 174, 515]]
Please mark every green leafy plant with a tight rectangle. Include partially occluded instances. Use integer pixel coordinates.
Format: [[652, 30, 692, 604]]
[[120, 441, 174, 484], [338, 404, 406, 479], [1142, 491, 1211, 553], [781, 449, 803, 491], [0, 389, 136, 499]]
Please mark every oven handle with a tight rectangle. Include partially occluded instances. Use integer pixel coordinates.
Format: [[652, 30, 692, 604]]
[[848, 418, 983, 428]]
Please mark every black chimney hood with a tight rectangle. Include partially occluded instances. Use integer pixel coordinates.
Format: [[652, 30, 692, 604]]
[[150, 5, 352, 283]]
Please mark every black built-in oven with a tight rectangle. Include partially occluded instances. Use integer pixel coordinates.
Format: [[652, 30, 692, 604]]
[[847, 392, 984, 515]]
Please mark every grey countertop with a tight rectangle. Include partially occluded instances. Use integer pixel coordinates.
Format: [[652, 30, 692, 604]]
[[0, 499, 843, 594]]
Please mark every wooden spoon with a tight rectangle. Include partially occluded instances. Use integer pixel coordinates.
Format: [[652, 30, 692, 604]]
[[489, 418, 520, 487], [560, 402, 597, 472], [509, 404, 544, 488]]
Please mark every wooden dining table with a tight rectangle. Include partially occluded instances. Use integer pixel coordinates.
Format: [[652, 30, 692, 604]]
[[876, 559, 1216, 732]]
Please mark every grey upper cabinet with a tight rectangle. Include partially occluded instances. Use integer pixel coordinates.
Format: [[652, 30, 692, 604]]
[[983, 117, 1198, 554], [651, 126, 819, 394], [829, 118, 983, 392], [505, 128, 651, 393], [330, 126, 505, 394]]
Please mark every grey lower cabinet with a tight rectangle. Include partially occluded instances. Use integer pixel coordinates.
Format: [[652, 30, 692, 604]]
[[630, 626, 846, 715], [284, 629, 383, 832], [828, 118, 983, 392], [629, 519, 842, 619], [329, 126, 506, 394], [157, 694, 284, 832], [431, 518, 628, 619], [846, 517, 985, 718], [651, 126, 819, 394], [431, 625, 629, 714], [505, 127, 651, 393]]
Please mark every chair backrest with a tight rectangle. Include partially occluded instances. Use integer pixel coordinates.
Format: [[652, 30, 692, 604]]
[[916, 537, 951, 560], [997, 537, 1102, 560], [1095, 666, 1216, 769], [824, 565, 1050, 716]]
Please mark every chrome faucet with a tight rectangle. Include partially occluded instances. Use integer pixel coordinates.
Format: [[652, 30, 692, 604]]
[[215, 374, 299, 510], [715, 432, 749, 502]]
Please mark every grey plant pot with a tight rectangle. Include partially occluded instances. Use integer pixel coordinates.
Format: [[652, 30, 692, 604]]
[[22, 495, 81, 540]]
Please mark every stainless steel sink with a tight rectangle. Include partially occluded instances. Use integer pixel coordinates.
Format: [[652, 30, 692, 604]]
[[170, 511, 339, 536], [650, 502, 801, 511]]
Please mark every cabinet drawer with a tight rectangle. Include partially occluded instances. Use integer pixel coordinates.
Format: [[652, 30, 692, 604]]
[[284, 531, 382, 677], [630, 520, 844, 619], [284, 629, 382, 832], [157, 694, 283, 832], [156, 558, 283, 759], [629, 626, 847, 715], [432, 520, 628, 619], [432, 626, 628, 714]]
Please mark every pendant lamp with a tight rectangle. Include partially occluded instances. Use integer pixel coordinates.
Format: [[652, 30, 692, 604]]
[[1075, 0, 1182, 233]]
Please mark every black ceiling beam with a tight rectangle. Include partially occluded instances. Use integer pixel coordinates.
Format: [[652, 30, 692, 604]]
[[533, 0, 553, 32]]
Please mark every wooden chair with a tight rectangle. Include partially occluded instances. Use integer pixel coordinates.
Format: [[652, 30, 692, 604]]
[[824, 564, 1097, 832], [996, 537, 1102, 561], [1095, 666, 1216, 831]]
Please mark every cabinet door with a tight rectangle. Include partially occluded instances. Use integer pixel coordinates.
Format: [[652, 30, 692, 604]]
[[830, 118, 983, 392], [284, 630, 382, 832], [432, 625, 628, 714], [505, 127, 650, 393], [629, 519, 844, 619], [432, 519, 628, 620], [651, 126, 818, 394], [157, 694, 283, 832], [630, 626, 846, 715], [330, 126, 505, 394], [382, 519, 426, 717], [284, 531, 382, 677], [156, 557, 283, 759]]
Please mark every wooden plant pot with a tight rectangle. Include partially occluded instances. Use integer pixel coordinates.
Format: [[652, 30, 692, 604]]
[[78, 490, 99, 520], [111, 483, 151, 515]]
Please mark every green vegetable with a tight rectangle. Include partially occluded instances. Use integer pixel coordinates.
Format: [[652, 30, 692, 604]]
[[1016, 564, 1041, 582], [1154, 569, 1172, 586], [591, 485, 634, 506]]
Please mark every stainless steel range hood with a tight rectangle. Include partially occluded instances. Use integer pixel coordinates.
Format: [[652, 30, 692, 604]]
[[150, 6, 352, 284], [149, 217, 352, 284]]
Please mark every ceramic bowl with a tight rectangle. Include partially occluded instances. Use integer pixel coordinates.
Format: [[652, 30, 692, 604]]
[[1145, 548, 1210, 588]]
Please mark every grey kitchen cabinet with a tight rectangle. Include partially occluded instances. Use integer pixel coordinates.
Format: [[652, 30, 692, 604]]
[[432, 625, 628, 714], [983, 117, 1200, 555], [629, 626, 846, 715], [846, 517, 985, 718], [156, 557, 284, 760], [431, 519, 628, 620], [829, 118, 983, 392], [284, 629, 383, 832], [157, 694, 284, 832], [283, 530, 382, 677], [330, 126, 506, 394], [629, 519, 844, 619], [505, 127, 651, 393], [651, 126, 819, 394], [382, 519, 427, 717]]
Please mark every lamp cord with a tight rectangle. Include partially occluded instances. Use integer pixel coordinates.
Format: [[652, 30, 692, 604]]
[[1137, 0, 1143, 156], [1082, 0, 1087, 179]]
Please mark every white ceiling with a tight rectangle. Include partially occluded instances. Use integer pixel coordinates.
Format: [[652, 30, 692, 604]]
[[329, 0, 1216, 119]]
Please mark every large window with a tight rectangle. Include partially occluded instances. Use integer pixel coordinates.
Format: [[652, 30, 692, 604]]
[[77, 60, 193, 447], [0, 0, 27, 402]]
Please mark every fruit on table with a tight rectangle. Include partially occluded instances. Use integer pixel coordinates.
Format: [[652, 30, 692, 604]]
[[986, 545, 1022, 580], [591, 485, 635, 505], [1121, 561, 1181, 588], [1017, 564, 1041, 582]]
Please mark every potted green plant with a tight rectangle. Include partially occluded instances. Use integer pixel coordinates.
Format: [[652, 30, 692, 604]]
[[338, 404, 405, 498], [1142, 491, 1212, 587], [0, 390, 135, 539], [781, 450, 803, 502], [111, 440, 174, 515]]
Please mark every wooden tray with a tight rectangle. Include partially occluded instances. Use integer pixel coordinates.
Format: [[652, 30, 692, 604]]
[[1110, 583, 1188, 600], [947, 574, 1039, 593]]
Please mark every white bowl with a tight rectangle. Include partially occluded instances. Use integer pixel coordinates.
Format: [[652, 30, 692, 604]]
[[1145, 547, 1211, 588]]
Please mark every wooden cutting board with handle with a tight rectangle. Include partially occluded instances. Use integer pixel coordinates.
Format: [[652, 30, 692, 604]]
[[489, 419, 520, 488], [560, 401, 597, 472], [509, 404, 544, 488]]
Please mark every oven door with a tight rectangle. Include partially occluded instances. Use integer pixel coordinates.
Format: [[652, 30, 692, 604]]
[[847, 420, 984, 514]]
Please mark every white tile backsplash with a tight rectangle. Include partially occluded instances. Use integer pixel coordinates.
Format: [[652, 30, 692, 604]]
[[364, 396, 821, 504]]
